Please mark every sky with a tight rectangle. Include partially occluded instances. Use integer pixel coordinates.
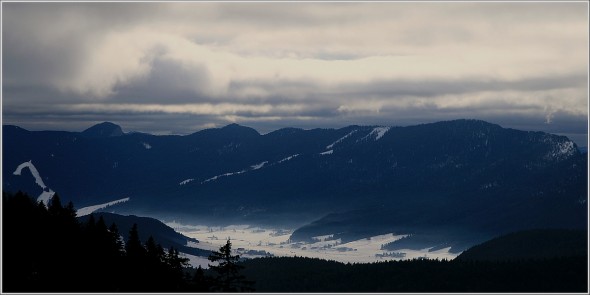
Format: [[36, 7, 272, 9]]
[[2, 2, 588, 146]]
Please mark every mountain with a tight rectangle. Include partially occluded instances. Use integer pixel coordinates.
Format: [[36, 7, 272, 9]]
[[3, 119, 587, 250], [77, 212, 209, 257], [81, 121, 124, 138], [455, 229, 587, 261]]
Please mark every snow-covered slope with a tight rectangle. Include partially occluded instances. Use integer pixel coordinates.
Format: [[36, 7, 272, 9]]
[[13, 160, 55, 205], [327, 130, 357, 149], [359, 127, 390, 141], [76, 197, 131, 217], [13, 160, 47, 189]]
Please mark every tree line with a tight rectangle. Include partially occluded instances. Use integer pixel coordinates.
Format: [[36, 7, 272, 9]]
[[2, 191, 253, 292]]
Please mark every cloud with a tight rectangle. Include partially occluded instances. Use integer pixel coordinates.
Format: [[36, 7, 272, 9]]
[[2, 2, 588, 146]]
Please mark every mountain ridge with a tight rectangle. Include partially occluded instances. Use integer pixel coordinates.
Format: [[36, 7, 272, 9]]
[[3, 119, 587, 251], [4, 118, 508, 138]]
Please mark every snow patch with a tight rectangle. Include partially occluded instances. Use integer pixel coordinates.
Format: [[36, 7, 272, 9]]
[[13, 160, 47, 189], [188, 154, 303, 186], [546, 140, 576, 160], [180, 179, 194, 186], [203, 170, 247, 183], [557, 141, 575, 156], [251, 161, 268, 170], [200, 155, 301, 184], [278, 154, 299, 163], [202, 161, 270, 183], [326, 130, 357, 149], [320, 150, 333, 155], [142, 142, 152, 149], [76, 197, 130, 217], [374, 127, 390, 140], [37, 189, 56, 206], [13, 161, 56, 205], [360, 127, 391, 141]]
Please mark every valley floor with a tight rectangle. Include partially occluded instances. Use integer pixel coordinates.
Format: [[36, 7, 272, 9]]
[[166, 222, 458, 268]]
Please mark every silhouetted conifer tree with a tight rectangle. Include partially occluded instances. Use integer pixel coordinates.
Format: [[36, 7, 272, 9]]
[[145, 236, 162, 261], [123, 223, 147, 291], [162, 247, 190, 290], [166, 247, 188, 269], [47, 194, 62, 215], [108, 222, 124, 256], [125, 223, 146, 258], [96, 215, 108, 232], [208, 239, 254, 292]]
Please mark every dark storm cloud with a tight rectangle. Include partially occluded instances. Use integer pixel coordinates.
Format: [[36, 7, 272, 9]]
[[111, 57, 212, 104]]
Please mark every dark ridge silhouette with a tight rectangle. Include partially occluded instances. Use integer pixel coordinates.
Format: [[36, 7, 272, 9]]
[[82, 121, 124, 137], [456, 228, 588, 261]]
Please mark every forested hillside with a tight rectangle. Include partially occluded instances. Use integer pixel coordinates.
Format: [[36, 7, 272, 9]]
[[240, 256, 587, 292], [3, 191, 586, 293], [77, 212, 209, 257], [1, 191, 243, 292], [456, 229, 587, 261]]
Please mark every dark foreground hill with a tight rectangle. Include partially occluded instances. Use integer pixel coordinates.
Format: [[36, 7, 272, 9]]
[[77, 212, 209, 257], [456, 228, 587, 261], [2, 191, 196, 292], [239, 256, 587, 292], [240, 229, 588, 292]]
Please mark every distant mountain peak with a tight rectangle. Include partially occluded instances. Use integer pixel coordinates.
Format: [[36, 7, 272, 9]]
[[222, 123, 243, 129], [82, 122, 124, 137], [219, 123, 260, 136]]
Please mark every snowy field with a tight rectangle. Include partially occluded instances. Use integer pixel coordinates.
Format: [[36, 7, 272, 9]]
[[166, 223, 459, 268]]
